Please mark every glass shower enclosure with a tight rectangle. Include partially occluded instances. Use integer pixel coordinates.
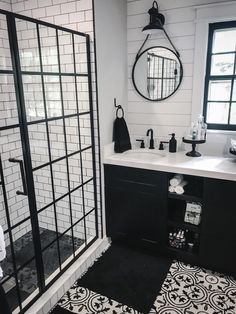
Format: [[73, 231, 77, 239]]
[[0, 9, 98, 313]]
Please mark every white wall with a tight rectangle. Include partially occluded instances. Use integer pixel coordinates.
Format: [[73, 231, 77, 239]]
[[0, 0, 10, 10], [94, 0, 127, 148], [94, 0, 127, 235], [127, 0, 235, 155]]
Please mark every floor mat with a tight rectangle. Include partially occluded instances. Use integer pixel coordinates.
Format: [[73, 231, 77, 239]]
[[51, 247, 236, 314], [149, 261, 236, 313], [76, 244, 172, 313]]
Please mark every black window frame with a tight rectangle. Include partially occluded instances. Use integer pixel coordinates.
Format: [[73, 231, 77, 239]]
[[203, 20, 236, 131]]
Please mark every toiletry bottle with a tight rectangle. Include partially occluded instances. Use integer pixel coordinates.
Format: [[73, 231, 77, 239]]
[[197, 115, 203, 140], [169, 133, 177, 153], [201, 121, 207, 140], [192, 124, 197, 140]]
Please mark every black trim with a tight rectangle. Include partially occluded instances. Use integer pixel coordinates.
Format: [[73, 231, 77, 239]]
[[7, 13, 46, 293], [203, 21, 236, 131], [92, 0, 104, 238], [21, 70, 88, 77], [0, 9, 100, 314], [86, 34, 99, 240], [0, 8, 87, 37]]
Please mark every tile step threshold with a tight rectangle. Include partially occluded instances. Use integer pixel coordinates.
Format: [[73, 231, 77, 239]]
[[20, 237, 110, 314]]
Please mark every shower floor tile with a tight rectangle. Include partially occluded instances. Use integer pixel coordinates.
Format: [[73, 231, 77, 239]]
[[1, 228, 84, 311]]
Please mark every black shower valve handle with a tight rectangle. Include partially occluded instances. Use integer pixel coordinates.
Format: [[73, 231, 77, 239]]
[[136, 139, 145, 148]]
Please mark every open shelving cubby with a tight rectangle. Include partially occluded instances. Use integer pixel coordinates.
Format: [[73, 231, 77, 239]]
[[166, 173, 204, 258]]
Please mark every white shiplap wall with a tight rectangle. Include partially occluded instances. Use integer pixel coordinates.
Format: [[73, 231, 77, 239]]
[[127, 0, 231, 147]]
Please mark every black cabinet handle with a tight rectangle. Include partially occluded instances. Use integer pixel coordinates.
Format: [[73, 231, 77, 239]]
[[9, 158, 28, 196]]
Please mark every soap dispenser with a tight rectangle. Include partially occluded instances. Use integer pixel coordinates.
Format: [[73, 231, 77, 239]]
[[169, 133, 177, 153]]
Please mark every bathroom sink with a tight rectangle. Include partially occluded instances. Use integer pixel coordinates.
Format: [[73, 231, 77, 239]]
[[122, 149, 166, 160]]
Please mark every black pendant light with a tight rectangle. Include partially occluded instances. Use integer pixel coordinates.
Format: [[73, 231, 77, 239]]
[[142, 1, 165, 34], [138, 1, 180, 58]]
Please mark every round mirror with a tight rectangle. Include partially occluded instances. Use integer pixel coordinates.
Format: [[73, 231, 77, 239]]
[[132, 46, 183, 101]]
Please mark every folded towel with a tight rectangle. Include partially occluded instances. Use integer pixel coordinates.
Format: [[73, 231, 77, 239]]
[[168, 185, 175, 193], [0, 225, 6, 278], [174, 181, 188, 195], [169, 174, 183, 187], [113, 116, 132, 153]]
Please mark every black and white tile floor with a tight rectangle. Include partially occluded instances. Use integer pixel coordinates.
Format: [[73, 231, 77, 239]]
[[51, 257, 236, 314], [149, 261, 236, 314]]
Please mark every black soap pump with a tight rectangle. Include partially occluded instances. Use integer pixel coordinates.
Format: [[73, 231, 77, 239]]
[[169, 133, 177, 153]]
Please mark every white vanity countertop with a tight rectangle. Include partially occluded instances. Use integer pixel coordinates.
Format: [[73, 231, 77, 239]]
[[103, 149, 236, 182]]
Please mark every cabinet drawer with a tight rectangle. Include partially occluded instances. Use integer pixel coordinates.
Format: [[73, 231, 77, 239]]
[[104, 164, 167, 193]]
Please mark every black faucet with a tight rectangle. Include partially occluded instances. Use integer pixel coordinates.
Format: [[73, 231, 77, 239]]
[[146, 128, 154, 149]]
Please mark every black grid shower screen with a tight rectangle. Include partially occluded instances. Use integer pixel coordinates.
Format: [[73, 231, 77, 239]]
[[0, 9, 99, 314]]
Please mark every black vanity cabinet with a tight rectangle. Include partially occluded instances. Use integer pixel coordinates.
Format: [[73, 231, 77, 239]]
[[199, 178, 236, 276], [104, 164, 236, 276], [104, 165, 168, 249]]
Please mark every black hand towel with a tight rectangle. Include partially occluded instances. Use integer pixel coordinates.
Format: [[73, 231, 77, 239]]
[[113, 116, 132, 153]]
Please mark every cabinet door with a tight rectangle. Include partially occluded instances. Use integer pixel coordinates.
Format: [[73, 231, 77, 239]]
[[105, 186, 166, 245], [200, 178, 236, 275], [104, 165, 168, 246]]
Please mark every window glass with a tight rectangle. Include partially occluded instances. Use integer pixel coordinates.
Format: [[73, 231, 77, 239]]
[[208, 80, 231, 101], [232, 81, 236, 101], [212, 28, 236, 53], [230, 103, 236, 124], [211, 54, 234, 75], [206, 102, 229, 124], [204, 23, 236, 129]]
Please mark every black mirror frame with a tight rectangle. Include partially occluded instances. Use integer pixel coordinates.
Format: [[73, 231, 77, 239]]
[[132, 46, 183, 102]]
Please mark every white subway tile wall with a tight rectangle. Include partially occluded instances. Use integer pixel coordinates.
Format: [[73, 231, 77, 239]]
[[127, 0, 230, 145], [0, 2, 101, 312], [0, 0, 101, 251]]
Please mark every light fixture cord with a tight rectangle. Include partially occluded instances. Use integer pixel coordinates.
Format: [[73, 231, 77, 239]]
[[136, 34, 150, 60], [152, 1, 158, 8], [163, 28, 180, 57]]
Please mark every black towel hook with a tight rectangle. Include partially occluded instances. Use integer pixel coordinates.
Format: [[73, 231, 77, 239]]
[[114, 98, 124, 118]]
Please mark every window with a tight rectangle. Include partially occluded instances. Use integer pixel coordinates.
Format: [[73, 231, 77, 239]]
[[203, 21, 236, 130]]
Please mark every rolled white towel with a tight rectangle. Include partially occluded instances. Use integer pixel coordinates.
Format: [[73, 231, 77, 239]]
[[168, 185, 175, 193], [174, 181, 188, 195], [0, 225, 6, 278], [169, 174, 183, 187]]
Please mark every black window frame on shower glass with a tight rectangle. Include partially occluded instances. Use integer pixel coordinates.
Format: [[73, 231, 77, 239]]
[[203, 21, 236, 131], [0, 8, 99, 314]]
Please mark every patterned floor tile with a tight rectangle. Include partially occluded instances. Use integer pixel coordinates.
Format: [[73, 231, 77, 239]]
[[57, 284, 142, 314], [149, 261, 236, 314]]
